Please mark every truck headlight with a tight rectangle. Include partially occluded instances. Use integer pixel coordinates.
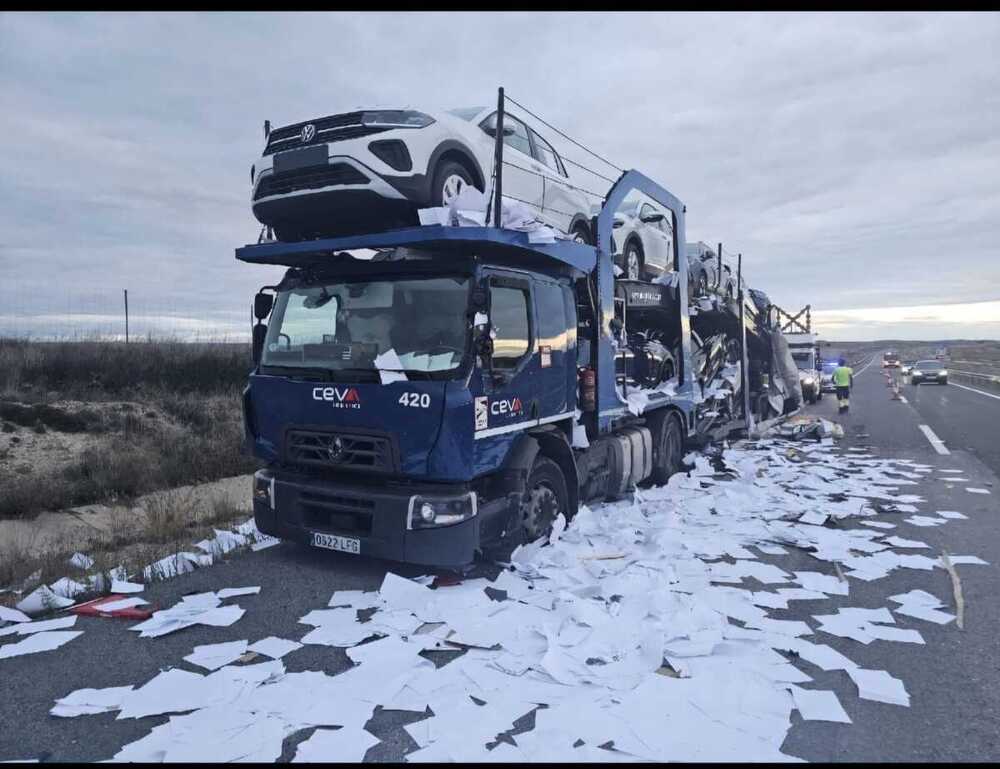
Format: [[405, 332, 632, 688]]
[[802, 377, 815, 387], [361, 110, 435, 129], [253, 470, 275, 510], [408, 492, 477, 530]]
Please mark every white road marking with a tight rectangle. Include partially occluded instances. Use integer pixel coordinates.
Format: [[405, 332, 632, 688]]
[[918, 424, 950, 455], [898, 395, 908, 403], [950, 382, 1000, 401], [854, 358, 875, 376]]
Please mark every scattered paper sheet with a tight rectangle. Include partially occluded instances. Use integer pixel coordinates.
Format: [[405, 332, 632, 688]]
[[0, 606, 32, 624], [248, 636, 303, 660], [0, 630, 83, 659], [16, 585, 75, 616], [100, 597, 149, 612], [788, 686, 852, 723], [111, 579, 145, 594], [51, 686, 135, 717], [935, 511, 967, 520], [68, 553, 94, 570], [217, 586, 261, 599], [374, 349, 408, 384], [966, 487, 991, 494], [846, 667, 910, 706], [292, 726, 380, 762], [184, 640, 250, 671]]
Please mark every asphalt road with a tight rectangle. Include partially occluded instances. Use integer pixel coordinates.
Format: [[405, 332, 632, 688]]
[[1, 360, 998, 762]]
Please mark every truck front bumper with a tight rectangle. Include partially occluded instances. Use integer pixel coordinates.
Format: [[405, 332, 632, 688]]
[[251, 468, 515, 569]]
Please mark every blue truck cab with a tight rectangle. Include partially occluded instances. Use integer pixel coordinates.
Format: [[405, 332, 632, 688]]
[[237, 171, 754, 568]]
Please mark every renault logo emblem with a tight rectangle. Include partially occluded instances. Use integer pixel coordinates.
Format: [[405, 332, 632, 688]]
[[301, 123, 316, 143], [326, 436, 346, 462]]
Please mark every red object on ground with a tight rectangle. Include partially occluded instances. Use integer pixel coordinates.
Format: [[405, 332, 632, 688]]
[[70, 594, 154, 620], [431, 574, 463, 588]]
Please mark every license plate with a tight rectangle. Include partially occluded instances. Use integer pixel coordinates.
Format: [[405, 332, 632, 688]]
[[273, 144, 328, 175], [311, 532, 360, 554]]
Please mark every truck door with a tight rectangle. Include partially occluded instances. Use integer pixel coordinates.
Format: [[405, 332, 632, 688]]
[[533, 278, 574, 419], [479, 273, 540, 434]]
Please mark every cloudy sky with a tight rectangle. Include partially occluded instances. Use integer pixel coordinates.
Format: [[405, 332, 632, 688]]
[[1, 12, 998, 341]]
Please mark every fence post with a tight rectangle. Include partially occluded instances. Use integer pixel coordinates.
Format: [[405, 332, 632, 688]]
[[123, 289, 129, 344]]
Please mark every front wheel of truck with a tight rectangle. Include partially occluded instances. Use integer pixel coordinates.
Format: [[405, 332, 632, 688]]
[[519, 456, 569, 542], [649, 411, 684, 486]]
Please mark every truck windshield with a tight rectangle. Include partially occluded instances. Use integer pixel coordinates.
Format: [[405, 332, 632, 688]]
[[791, 351, 815, 370], [261, 276, 470, 376]]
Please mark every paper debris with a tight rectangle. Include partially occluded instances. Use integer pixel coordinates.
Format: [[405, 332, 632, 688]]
[[903, 515, 947, 527], [292, 726, 380, 762], [111, 579, 145, 594], [247, 636, 303, 660], [129, 593, 246, 638], [51, 686, 134, 717], [793, 571, 849, 596], [217, 586, 261, 599], [16, 585, 76, 616], [846, 667, 910, 706], [68, 553, 94, 570], [0, 606, 32, 624], [936, 511, 967, 520], [184, 640, 250, 671], [788, 686, 852, 723], [966, 487, 991, 494], [0, 630, 83, 659], [0, 614, 76, 637], [374, 349, 408, 384], [100, 597, 149, 612], [883, 536, 929, 549]]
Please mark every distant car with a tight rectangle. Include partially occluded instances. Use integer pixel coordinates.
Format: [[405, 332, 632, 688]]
[[819, 360, 838, 392], [251, 106, 594, 243], [610, 201, 675, 280], [882, 352, 901, 368], [900, 361, 914, 376], [910, 360, 948, 385]]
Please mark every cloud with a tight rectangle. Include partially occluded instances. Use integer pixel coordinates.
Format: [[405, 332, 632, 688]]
[[1, 12, 998, 338]]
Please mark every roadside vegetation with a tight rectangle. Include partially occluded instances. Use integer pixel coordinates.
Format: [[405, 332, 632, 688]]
[[0, 338, 258, 520]]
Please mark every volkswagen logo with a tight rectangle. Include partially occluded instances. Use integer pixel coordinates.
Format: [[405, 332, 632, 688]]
[[301, 123, 316, 143], [326, 436, 346, 463]]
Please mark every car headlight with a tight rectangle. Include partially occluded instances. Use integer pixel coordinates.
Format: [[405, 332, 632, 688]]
[[802, 377, 815, 386], [361, 110, 435, 129], [407, 492, 477, 530], [939, 370, 948, 376]]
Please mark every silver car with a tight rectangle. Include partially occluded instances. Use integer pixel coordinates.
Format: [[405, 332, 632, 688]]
[[610, 201, 675, 280]]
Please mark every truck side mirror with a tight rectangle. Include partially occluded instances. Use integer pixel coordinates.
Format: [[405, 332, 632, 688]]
[[252, 324, 268, 365], [254, 292, 273, 320]]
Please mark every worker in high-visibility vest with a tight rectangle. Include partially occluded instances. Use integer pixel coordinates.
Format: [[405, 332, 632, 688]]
[[833, 357, 854, 413]]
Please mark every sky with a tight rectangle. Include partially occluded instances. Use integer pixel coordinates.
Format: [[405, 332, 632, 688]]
[[1, 11, 998, 342]]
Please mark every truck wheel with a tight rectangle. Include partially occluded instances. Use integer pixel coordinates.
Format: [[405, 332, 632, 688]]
[[624, 241, 644, 280], [571, 221, 593, 245], [649, 413, 683, 485], [519, 456, 569, 542]]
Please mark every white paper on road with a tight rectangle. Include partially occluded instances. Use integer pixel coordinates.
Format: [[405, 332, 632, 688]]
[[859, 520, 895, 530], [293, 726, 381, 762], [247, 636, 303, 660], [883, 536, 929, 549], [129, 593, 246, 638], [216, 586, 261, 599], [793, 571, 849, 596], [0, 606, 32, 624], [63, 438, 972, 762], [788, 686, 852, 723], [328, 589, 382, 610], [99, 597, 149, 612], [51, 685, 135, 717], [0, 614, 76, 636], [15, 585, 75, 616], [903, 515, 947, 527], [797, 511, 829, 526], [184, 640, 249, 671], [965, 487, 991, 494], [936, 510, 968, 520], [892, 604, 956, 625], [846, 667, 910, 706], [889, 589, 943, 608], [939, 555, 988, 566], [110, 579, 145, 594], [0, 630, 83, 659]]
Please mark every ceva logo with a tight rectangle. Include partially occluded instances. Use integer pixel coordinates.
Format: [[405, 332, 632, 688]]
[[490, 397, 523, 417], [312, 386, 362, 409]]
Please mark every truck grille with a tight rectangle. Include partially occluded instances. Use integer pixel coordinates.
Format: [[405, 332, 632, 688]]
[[285, 429, 397, 473], [264, 112, 391, 155], [254, 164, 369, 199], [298, 489, 374, 535]]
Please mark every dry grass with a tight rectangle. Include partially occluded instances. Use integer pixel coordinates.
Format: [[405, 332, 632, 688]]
[[0, 339, 258, 520]]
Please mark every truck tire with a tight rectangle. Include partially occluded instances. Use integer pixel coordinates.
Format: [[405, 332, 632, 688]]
[[624, 241, 644, 280], [649, 412, 683, 485], [519, 456, 569, 542]]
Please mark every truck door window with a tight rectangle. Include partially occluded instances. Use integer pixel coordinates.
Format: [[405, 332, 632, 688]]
[[536, 282, 568, 352], [490, 285, 530, 367]]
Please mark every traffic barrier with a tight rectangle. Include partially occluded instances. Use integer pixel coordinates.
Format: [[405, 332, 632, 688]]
[[949, 369, 1000, 394]]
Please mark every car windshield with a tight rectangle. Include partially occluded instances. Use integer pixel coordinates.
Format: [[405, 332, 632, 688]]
[[916, 360, 941, 368], [447, 106, 486, 121], [262, 276, 470, 377]]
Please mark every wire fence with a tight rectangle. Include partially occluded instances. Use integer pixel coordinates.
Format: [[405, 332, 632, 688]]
[[0, 288, 253, 343]]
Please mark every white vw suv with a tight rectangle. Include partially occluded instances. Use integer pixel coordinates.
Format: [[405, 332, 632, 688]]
[[251, 106, 595, 243]]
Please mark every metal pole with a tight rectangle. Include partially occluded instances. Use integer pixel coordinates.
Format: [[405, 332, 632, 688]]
[[492, 87, 505, 230], [716, 242, 723, 289], [737, 254, 752, 431], [123, 289, 129, 344]]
